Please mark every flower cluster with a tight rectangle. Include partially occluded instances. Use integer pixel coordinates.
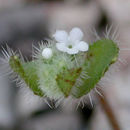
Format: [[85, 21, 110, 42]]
[[42, 27, 89, 59]]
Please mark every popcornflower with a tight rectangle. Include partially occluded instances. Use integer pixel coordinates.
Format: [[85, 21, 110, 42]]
[[0, 27, 120, 107], [53, 28, 89, 54]]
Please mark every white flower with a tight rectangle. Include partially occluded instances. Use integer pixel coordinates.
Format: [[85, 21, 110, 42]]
[[53, 27, 89, 54], [42, 48, 53, 59]]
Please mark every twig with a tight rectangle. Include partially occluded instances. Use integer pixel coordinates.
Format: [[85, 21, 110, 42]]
[[96, 88, 121, 130]]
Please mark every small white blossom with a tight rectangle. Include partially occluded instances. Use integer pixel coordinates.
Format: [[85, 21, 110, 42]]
[[42, 48, 53, 59], [53, 27, 89, 54]]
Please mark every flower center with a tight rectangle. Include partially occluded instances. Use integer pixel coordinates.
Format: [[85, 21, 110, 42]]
[[68, 45, 73, 49]]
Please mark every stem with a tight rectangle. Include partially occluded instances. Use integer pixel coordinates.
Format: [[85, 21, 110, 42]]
[[96, 88, 121, 130]]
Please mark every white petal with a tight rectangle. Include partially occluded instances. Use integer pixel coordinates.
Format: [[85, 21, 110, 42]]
[[56, 43, 67, 52], [76, 41, 89, 52], [66, 47, 79, 54], [69, 27, 84, 42], [53, 30, 68, 43]]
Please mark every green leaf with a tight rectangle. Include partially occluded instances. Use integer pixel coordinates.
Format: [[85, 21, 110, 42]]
[[72, 39, 119, 98], [9, 56, 44, 97], [56, 68, 82, 97]]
